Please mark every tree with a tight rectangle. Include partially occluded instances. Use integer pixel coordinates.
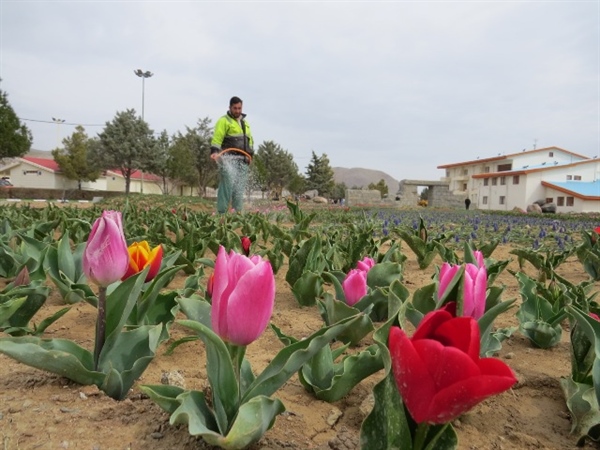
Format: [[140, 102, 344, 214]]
[[332, 182, 347, 201], [170, 117, 217, 196], [253, 141, 299, 199], [51, 125, 101, 190], [0, 86, 32, 159], [305, 151, 335, 197], [144, 130, 173, 194], [420, 187, 429, 201], [287, 173, 307, 197], [97, 109, 155, 195], [368, 179, 389, 198]]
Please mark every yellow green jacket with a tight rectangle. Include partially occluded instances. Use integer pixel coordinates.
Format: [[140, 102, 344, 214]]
[[210, 112, 254, 159]]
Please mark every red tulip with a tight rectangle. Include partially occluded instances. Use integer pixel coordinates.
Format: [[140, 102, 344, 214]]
[[592, 226, 600, 245], [122, 241, 163, 282], [83, 210, 129, 287], [590, 312, 600, 322], [211, 246, 275, 346], [389, 309, 517, 424], [241, 236, 252, 256]]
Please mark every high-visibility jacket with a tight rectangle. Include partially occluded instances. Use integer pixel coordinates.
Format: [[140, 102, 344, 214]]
[[210, 112, 254, 162]]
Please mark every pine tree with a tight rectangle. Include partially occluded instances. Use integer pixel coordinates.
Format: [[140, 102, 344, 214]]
[[0, 86, 32, 159], [305, 151, 335, 197], [253, 141, 299, 199]]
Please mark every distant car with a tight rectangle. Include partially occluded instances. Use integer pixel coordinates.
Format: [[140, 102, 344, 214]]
[[0, 179, 13, 187]]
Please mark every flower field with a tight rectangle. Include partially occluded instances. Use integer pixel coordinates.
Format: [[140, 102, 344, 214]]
[[0, 197, 599, 450]]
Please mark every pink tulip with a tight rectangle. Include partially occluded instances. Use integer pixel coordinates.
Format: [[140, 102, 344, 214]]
[[83, 211, 129, 287], [473, 250, 485, 268], [437, 263, 460, 301], [211, 246, 275, 346], [356, 256, 375, 272], [590, 312, 600, 322], [342, 269, 368, 306], [463, 263, 487, 319]]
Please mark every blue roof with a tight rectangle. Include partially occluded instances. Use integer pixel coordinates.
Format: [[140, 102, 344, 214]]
[[546, 180, 600, 197]]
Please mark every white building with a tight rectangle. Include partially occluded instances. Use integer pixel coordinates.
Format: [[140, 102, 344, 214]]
[[438, 146, 600, 213]]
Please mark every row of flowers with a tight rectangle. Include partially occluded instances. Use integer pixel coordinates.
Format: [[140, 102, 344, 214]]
[[0, 208, 599, 448]]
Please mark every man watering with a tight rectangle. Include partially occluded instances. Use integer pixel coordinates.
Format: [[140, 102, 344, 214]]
[[210, 96, 254, 213]]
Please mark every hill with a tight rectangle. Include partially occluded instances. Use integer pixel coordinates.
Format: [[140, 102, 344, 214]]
[[332, 167, 399, 194]]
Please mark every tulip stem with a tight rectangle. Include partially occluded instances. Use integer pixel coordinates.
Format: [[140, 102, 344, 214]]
[[227, 344, 246, 405], [93, 286, 107, 371], [413, 423, 429, 450]]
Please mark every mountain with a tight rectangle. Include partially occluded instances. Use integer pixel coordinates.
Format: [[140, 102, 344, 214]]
[[332, 167, 400, 194]]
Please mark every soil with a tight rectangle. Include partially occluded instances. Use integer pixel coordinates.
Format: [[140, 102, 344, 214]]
[[1, 243, 599, 450]]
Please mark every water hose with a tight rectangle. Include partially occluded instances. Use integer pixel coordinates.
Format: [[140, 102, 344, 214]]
[[216, 148, 253, 163]]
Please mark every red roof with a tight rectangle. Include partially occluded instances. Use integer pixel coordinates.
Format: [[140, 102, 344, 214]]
[[22, 157, 61, 172]]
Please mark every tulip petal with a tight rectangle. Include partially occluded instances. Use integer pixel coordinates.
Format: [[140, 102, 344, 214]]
[[431, 316, 480, 359], [211, 246, 231, 337], [389, 327, 438, 424], [222, 261, 275, 346], [412, 309, 454, 341], [438, 263, 460, 301], [145, 245, 163, 281], [427, 363, 516, 424]]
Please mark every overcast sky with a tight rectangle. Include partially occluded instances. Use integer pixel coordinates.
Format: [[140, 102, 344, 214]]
[[1, 1, 598, 182]]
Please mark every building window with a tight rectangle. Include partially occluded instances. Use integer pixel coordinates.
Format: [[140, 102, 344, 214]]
[[574, 175, 582, 181], [498, 163, 512, 171], [513, 175, 520, 184], [546, 198, 553, 204], [446, 170, 450, 177], [566, 175, 573, 180], [557, 197, 564, 206], [492, 177, 498, 186], [566, 197, 574, 206], [484, 166, 490, 173], [462, 169, 468, 176], [500, 176, 506, 185], [549, 151, 554, 157], [462, 183, 467, 190], [483, 178, 489, 186], [482, 196, 488, 205], [499, 196, 505, 205]]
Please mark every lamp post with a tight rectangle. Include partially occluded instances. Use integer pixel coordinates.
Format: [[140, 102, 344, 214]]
[[134, 69, 153, 194], [52, 117, 65, 148]]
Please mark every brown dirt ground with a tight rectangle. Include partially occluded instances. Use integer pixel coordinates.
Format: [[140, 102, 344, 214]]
[[1, 243, 600, 450]]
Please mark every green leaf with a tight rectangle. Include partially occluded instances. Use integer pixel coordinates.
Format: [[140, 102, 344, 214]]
[[0, 337, 104, 386], [177, 319, 238, 435], [291, 271, 323, 307], [138, 384, 187, 415], [104, 267, 149, 338], [317, 293, 374, 346], [560, 377, 600, 444], [177, 295, 212, 327], [242, 314, 366, 402], [367, 262, 403, 289], [0, 296, 27, 328]]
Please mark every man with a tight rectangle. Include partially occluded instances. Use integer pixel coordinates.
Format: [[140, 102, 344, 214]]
[[210, 96, 254, 213]]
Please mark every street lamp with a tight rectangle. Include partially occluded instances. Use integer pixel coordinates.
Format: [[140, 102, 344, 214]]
[[133, 69, 153, 194], [52, 117, 65, 148]]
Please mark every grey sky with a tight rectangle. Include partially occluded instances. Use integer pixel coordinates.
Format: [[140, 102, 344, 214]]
[[1, 1, 598, 182]]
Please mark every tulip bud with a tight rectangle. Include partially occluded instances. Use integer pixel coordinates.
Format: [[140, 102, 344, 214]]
[[437, 263, 461, 301], [462, 263, 487, 319], [241, 236, 251, 256], [83, 211, 129, 287], [122, 241, 163, 282], [342, 269, 368, 306], [13, 266, 30, 287], [590, 312, 600, 322], [206, 273, 214, 300], [356, 256, 375, 272], [211, 246, 275, 346], [592, 226, 600, 245], [473, 250, 485, 268]]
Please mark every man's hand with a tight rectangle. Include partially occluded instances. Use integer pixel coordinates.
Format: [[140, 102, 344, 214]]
[[210, 153, 220, 161]]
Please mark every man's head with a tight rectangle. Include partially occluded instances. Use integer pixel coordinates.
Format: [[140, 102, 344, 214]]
[[229, 96, 243, 118]]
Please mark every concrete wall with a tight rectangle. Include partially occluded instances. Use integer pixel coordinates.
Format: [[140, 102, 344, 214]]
[[396, 180, 466, 209], [346, 189, 381, 206]]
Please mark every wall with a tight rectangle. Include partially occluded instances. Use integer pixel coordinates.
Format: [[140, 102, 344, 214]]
[[346, 189, 381, 206]]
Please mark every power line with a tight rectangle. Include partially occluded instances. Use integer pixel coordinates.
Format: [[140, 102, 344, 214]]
[[19, 117, 104, 127]]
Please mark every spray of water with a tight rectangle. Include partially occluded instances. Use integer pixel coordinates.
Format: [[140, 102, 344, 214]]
[[219, 154, 262, 210]]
